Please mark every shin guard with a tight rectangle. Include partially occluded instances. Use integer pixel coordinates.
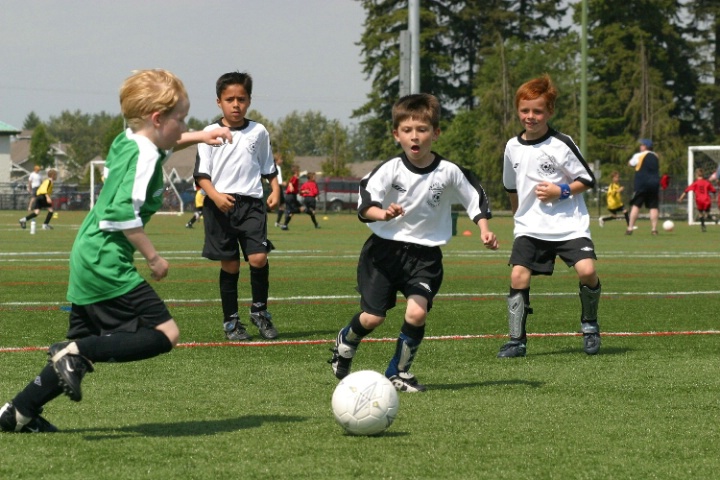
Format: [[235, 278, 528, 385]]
[[579, 282, 601, 323], [507, 290, 531, 342]]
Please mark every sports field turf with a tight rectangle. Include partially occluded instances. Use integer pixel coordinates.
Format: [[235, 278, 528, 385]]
[[1, 210, 718, 479]]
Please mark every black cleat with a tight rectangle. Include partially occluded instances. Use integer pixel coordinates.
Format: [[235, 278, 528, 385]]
[[48, 342, 94, 402], [581, 322, 601, 355], [388, 372, 426, 393], [19, 218, 26, 229], [250, 311, 278, 339], [0, 402, 58, 433], [328, 331, 355, 380], [497, 340, 527, 358], [224, 317, 251, 341]]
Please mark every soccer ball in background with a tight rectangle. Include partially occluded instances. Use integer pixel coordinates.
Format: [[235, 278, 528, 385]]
[[663, 220, 675, 232], [331, 370, 399, 436]]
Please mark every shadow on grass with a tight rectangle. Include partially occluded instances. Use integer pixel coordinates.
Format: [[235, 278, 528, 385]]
[[430, 379, 544, 391], [531, 346, 630, 357], [69, 414, 306, 440], [278, 330, 337, 340]]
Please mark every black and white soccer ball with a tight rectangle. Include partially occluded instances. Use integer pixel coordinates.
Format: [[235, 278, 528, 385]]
[[331, 370, 399, 436]]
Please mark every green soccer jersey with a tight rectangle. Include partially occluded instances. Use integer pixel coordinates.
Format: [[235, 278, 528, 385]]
[[67, 129, 168, 305]]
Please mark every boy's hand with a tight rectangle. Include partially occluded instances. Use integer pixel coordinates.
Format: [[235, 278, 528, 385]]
[[480, 231, 499, 250], [212, 193, 236, 213], [535, 181, 559, 202], [266, 191, 280, 210], [383, 202, 404, 220], [147, 254, 169, 281], [205, 127, 233, 146]]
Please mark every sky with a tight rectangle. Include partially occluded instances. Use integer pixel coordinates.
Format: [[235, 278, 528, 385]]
[[0, 0, 372, 130]]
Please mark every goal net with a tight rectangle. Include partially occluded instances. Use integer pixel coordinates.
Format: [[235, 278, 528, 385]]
[[89, 160, 186, 215], [686, 146, 720, 225]]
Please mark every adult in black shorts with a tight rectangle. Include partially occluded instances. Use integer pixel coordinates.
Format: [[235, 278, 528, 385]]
[[627, 139, 660, 235]]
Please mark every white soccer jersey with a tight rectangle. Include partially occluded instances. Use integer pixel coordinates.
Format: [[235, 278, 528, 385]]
[[194, 120, 276, 198], [28, 171, 42, 189], [503, 128, 595, 241], [359, 153, 492, 247]]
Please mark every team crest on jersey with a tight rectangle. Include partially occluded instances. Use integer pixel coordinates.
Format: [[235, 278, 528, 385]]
[[392, 183, 407, 193], [536, 152, 558, 177], [427, 182, 444, 208], [246, 136, 258, 154], [153, 188, 164, 198]]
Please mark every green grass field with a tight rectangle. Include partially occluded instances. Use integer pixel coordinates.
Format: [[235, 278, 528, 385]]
[[1, 210, 719, 479]]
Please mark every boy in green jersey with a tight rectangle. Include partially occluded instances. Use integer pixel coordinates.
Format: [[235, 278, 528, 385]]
[[0, 69, 231, 433]]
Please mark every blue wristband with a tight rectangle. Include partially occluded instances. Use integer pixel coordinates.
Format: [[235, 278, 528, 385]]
[[558, 183, 571, 200]]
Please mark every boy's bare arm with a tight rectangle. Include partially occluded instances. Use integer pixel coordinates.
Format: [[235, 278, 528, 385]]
[[196, 177, 235, 213], [476, 218, 499, 250], [175, 127, 232, 151], [266, 177, 281, 210], [123, 227, 168, 281], [508, 192, 519, 214], [360, 203, 405, 222], [535, 180, 589, 203]]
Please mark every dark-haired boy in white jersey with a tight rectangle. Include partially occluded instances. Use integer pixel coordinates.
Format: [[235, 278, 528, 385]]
[[329, 93, 498, 392], [498, 74, 601, 358], [194, 71, 281, 341]]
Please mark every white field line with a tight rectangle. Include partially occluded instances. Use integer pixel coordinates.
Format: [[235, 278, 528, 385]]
[[3, 290, 720, 308], [2, 330, 719, 354], [3, 249, 720, 263]]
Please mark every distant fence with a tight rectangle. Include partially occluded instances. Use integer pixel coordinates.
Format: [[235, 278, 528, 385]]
[[0, 180, 701, 220]]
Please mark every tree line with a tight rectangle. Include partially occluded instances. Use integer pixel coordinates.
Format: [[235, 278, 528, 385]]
[[22, 0, 720, 208]]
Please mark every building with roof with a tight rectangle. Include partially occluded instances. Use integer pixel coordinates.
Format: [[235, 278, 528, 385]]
[[0, 121, 22, 184]]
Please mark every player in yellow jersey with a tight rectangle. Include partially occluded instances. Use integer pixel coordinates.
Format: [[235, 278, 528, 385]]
[[599, 171, 629, 227], [19, 168, 57, 230]]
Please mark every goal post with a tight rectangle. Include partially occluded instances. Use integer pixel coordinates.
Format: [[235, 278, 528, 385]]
[[89, 160, 185, 214], [687, 146, 720, 225]]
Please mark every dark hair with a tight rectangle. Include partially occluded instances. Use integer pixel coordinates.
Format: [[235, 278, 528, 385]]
[[216, 71, 253, 98], [392, 93, 440, 129]]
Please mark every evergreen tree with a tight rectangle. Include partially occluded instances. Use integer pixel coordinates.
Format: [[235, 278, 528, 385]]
[[585, 0, 696, 175], [22, 112, 42, 131], [29, 123, 55, 168]]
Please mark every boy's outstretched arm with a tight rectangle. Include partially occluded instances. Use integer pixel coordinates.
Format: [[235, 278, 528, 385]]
[[175, 127, 232, 151]]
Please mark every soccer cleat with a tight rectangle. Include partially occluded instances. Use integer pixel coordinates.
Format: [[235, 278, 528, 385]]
[[42, 224, 53, 230], [315, 224, 321, 229], [19, 218, 26, 229], [328, 331, 356, 380], [624, 229, 633, 236], [48, 342, 94, 402], [250, 310, 278, 339], [598, 217, 604, 227], [497, 340, 527, 358], [280, 224, 289, 230], [0, 402, 58, 433], [388, 372, 426, 393], [581, 322, 601, 355], [185, 223, 193, 229], [224, 318, 251, 341], [274, 222, 280, 227], [702, 225, 707, 232]]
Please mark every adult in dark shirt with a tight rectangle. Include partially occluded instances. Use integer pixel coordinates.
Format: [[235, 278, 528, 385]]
[[626, 139, 660, 235]]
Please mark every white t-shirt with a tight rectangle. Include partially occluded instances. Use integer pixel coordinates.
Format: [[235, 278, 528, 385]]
[[358, 153, 492, 247], [503, 128, 595, 241], [28, 171, 42, 192], [194, 120, 277, 198]]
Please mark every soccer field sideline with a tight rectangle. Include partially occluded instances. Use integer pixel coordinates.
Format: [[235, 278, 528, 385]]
[[3, 329, 719, 354]]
